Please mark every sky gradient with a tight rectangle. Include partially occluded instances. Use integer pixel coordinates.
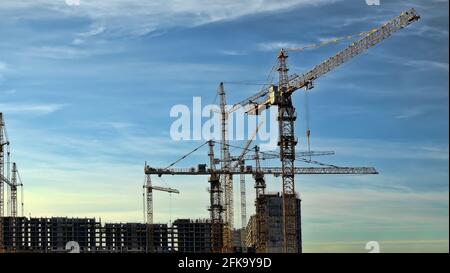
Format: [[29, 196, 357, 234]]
[[0, 0, 448, 252]]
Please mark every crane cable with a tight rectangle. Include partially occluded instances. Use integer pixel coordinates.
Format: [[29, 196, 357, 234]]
[[163, 141, 209, 170], [163, 140, 253, 171], [212, 140, 253, 153], [297, 158, 340, 168], [304, 89, 312, 161], [142, 181, 146, 223]]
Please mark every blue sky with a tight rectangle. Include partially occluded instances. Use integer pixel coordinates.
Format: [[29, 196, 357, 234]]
[[0, 0, 448, 252]]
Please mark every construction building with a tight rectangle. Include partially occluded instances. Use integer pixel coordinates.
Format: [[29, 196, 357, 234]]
[[2, 217, 100, 252], [1, 217, 212, 253], [232, 228, 245, 252], [102, 223, 170, 253], [245, 215, 258, 251], [245, 193, 302, 253], [171, 219, 212, 253]]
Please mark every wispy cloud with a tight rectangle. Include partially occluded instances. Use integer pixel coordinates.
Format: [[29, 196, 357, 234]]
[[395, 108, 427, 119], [0, 103, 65, 115], [24, 46, 90, 59], [398, 24, 449, 39], [219, 50, 247, 56], [76, 25, 105, 37], [368, 51, 449, 72], [0, 61, 7, 72], [23, 45, 123, 59], [405, 60, 449, 71], [337, 14, 387, 28], [1, 89, 16, 95], [257, 41, 307, 52], [72, 38, 85, 45], [0, 61, 6, 84], [305, 137, 449, 161], [70, 25, 106, 46], [1, 0, 341, 37]]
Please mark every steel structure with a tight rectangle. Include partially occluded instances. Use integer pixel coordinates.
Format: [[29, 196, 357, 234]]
[[218, 83, 234, 252], [207, 140, 224, 252], [145, 166, 378, 176], [0, 113, 10, 251], [10, 163, 23, 218], [0, 113, 9, 217], [228, 8, 420, 253], [236, 123, 263, 230], [143, 163, 179, 252], [253, 146, 267, 252]]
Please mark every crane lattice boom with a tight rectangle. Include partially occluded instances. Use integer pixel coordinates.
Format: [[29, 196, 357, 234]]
[[145, 165, 378, 176]]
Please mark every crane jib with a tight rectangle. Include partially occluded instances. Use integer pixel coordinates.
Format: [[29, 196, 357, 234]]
[[234, 8, 420, 111]]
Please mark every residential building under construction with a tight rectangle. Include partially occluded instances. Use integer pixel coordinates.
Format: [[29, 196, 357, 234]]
[[1, 216, 209, 253]]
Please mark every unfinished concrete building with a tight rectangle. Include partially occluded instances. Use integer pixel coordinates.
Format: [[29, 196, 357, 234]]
[[1, 217, 170, 253], [245, 193, 302, 253], [1, 217, 217, 253], [171, 219, 211, 253], [2, 217, 100, 252], [245, 215, 258, 251], [232, 228, 245, 252], [102, 223, 170, 253]]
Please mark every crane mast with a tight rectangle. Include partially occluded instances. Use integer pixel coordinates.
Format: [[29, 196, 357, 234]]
[[0, 113, 10, 252], [207, 140, 224, 253], [218, 83, 233, 252], [253, 145, 268, 252], [277, 50, 300, 253], [0, 113, 8, 219], [11, 163, 18, 218]]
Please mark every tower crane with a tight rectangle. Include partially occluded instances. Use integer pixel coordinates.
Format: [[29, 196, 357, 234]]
[[143, 172, 180, 225], [228, 8, 420, 253], [143, 163, 179, 252], [1, 113, 10, 218], [0, 112, 10, 251], [10, 163, 23, 218]]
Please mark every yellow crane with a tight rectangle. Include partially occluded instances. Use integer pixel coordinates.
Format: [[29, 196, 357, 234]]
[[10, 163, 23, 218], [0, 113, 10, 252], [230, 8, 420, 253], [143, 162, 179, 252]]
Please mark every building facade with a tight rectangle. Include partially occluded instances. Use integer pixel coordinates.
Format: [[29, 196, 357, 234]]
[[245, 193, 302, 253]]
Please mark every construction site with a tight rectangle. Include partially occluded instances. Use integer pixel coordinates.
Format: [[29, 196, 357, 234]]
[[0, 8, 421, 253]]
